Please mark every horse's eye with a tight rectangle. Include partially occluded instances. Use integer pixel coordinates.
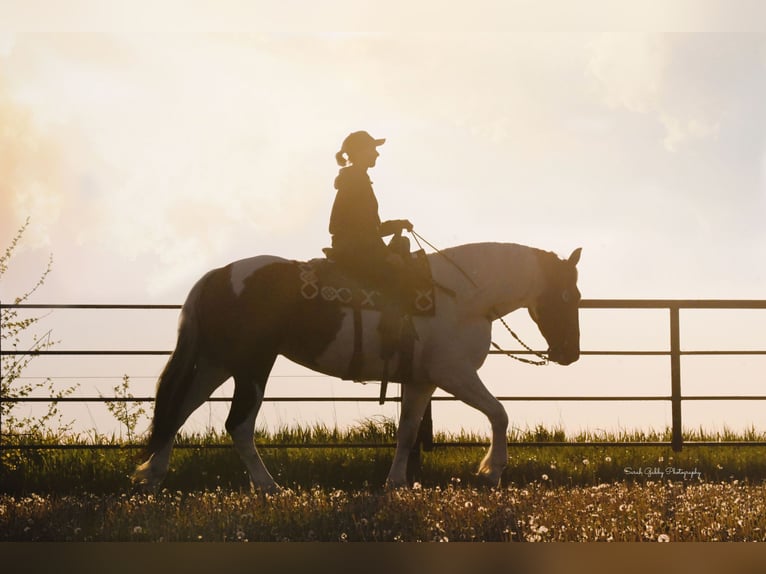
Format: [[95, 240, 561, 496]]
[[561, 290, 570, 303]]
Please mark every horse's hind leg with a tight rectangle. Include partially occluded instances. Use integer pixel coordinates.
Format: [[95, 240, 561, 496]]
[[386, 381, 436, 488], [227, 359, 278, 492], [134, 359, 229, 489]]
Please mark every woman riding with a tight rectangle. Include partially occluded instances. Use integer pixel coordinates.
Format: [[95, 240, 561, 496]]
[[328, 130, 413, 286], [328, 130, 414, 362]]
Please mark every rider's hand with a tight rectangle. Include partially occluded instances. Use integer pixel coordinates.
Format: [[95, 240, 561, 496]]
[[401, 219, 413, 233]]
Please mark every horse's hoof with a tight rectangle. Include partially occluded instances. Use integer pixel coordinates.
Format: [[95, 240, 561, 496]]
[[131, 475, 160, 494], [131, 463, 164, 493], [476, 469, 503, 488]]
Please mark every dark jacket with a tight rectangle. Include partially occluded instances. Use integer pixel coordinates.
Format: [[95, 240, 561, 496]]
[[329, 166, 389, 268]]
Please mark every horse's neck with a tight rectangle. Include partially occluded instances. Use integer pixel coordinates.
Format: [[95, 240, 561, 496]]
[[431, 243, 544, 318]]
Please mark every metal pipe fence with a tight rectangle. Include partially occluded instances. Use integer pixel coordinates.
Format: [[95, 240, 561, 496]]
[[2, 299, 766, 452]]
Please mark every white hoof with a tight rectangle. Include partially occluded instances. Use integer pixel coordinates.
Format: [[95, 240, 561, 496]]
[[476, 466, 503, 487], [132, 460, 165, 492]]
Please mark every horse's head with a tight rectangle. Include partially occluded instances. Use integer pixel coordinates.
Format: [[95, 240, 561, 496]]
[[528, 248, 582, 366]]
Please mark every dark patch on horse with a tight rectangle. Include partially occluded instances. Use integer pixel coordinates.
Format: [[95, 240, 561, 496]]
[[195, 261, 345, 432], [225, 374, 271, 436], [197, 261, 345, 374]]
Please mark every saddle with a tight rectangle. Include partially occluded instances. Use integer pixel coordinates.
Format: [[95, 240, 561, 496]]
[[299, 248, 435, 403], [301, 252, 436, 315]]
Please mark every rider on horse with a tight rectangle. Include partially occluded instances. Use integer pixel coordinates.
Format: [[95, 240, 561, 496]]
[[327, 130, 415, 359]]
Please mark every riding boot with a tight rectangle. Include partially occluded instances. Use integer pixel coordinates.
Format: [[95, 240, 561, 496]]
[[378, 302, 402, 361], [377, 302, 401, 405]]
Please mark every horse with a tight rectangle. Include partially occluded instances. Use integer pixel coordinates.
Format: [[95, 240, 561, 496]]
[[133, 241, 582, 490]]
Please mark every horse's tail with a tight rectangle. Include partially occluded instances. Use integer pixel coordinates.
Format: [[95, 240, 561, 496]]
[[143, 272, 210, 458]]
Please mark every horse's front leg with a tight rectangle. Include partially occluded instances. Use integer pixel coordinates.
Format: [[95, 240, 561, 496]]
[[386, 381, 436, 488], [430, 365, 509, 486]]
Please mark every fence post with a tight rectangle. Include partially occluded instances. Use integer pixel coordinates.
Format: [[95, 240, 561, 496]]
[[670, 305, 683, 452]]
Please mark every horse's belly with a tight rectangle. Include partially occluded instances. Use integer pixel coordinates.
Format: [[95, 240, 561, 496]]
[[282, 308, 420, 383]]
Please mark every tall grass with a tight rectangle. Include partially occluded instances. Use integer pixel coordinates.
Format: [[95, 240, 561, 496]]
[[3, 421, 766, 494], [3, 422, 766, 541]]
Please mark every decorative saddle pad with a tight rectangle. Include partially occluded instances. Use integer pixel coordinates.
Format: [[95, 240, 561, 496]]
[[297, 253, 436, 315]]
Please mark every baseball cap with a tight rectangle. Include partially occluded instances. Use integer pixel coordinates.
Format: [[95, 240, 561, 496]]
[[341, 131, 386, 153]]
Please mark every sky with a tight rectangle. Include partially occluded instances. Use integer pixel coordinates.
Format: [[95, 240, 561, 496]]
[[1, 2, 766, 438]]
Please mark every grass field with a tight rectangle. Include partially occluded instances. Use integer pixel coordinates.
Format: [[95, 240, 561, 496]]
[[3, 421, 766, 541]]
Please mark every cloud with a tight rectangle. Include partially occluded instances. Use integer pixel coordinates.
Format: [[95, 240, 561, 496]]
[[586, 34, 766, 152], [0, 63, 67, 247], [587, 33, 665, 114]]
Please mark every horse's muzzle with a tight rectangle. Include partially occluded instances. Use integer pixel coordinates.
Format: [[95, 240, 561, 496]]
[[547, 347, 580, 366]]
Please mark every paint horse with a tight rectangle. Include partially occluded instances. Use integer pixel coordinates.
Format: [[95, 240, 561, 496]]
[[133, 242, 582, 490]]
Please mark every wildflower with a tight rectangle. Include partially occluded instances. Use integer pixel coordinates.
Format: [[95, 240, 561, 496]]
[[541, 474, 549, 481], [526, 533, 542, 542], [464, 501, 473, 509], [658, 456, 664, 463], [657, 534, 670, 543], [582, 459, 590, 466], [339, 532, 348, 542], [604, 456, 612, 463], [133, 526, 143, 535], [413, 482, 422, 490]]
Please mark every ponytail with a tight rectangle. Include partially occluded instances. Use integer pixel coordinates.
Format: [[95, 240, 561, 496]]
[[335, 150, 349, 167]]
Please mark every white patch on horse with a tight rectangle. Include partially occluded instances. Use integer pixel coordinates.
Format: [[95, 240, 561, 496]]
[[310, 308, 375, 380], [229, 255, 286, 296]]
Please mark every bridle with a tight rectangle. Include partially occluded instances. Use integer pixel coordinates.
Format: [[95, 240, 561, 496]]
[[409, 230, 549, 366]]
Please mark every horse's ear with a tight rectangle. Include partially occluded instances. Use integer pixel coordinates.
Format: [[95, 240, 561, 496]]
[[568, 247, 582, 266]]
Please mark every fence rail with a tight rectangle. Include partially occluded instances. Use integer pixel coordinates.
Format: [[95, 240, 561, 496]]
[[2, 299, 766, 452]]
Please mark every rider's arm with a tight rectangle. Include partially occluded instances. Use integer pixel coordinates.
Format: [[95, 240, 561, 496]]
[[379, 219, 413, 237]]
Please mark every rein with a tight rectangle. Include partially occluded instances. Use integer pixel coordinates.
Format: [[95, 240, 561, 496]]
[[491, 316, 549, 366], [409, 231, 548, 366]]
